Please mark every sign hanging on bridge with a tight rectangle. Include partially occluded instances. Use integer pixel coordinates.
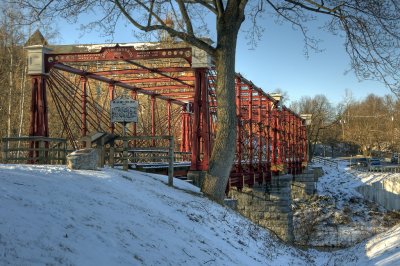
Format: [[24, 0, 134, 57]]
[[110, 98, 138, 123]]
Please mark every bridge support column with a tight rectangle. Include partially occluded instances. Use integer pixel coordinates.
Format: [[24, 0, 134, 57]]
[[292, 169, 317, 198], [228, 174, 294, 243], [190, 68, 210, 171], [151, 95, 156, 146], [187, 68, 210, 187], [29, 75, 49, 137], [26, 45, 51, 164], [26, 45, 51, 138], [28, 75, 49, 163], [267, 175, 294, 242]]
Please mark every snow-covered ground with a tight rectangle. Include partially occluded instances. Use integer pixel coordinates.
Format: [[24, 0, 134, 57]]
[[293, 160, 399, 248], [0, 163, 399, 265]]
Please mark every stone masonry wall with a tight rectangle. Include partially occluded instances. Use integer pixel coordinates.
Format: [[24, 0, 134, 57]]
[[228, 175, 294, 243]]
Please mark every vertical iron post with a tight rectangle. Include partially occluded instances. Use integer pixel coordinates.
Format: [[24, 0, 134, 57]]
[[258, 91, 263, 183], [151, 95, 156, 146], [235, 77, 242, 175], [81, 76, 87, 138], [190, 68, 210, 171], [108, 83, 115, 134], [167, 100, 172, 136], [131, 90, 137, 137], [248, 86, 253, 176]]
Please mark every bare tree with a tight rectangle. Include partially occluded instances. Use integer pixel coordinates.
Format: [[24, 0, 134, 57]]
[[290, 94, 335, 161], [12, 0, 400, 202], [0, 6, 29, 139], [340, 93, 397, 156]]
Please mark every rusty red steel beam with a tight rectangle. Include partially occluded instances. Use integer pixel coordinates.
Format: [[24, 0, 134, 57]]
[[45, 46, 193, 64], [92, 67, 193, 76], [167, 97, 194, 102], [52, 63, 186, 106], [124, 60, 194, 88], [119, 76, 195, 83], [158, 91, 196, 97], [135, 85, 195, 91]]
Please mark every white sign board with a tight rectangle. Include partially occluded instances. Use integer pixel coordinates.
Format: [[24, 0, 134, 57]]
[[110, 98, 138, 123]]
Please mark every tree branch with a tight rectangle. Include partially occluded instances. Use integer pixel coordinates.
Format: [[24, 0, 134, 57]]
[[182, 0, 218, 14], [176, 0, 194, 35], [283, 0, 341, 18], [114, 0, 216, 55]]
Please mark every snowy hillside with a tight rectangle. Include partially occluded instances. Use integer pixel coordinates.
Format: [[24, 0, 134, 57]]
[[0, 164, 399, 265]]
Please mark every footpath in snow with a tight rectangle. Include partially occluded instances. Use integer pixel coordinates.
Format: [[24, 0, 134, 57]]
[[0, 163, 399, 265]]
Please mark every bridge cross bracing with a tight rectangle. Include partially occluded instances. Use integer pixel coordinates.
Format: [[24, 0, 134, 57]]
[[25, 42, 307, 190]]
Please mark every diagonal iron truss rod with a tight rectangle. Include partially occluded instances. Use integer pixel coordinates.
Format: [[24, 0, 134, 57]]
[[53, 63, 188, 105]]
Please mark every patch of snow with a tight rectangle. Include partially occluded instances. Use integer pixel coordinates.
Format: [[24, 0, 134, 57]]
[[0, 163, 399, 265], [75, 42, 161, 52]]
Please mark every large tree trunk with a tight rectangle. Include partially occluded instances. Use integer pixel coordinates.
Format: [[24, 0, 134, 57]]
[[201, 7, 244, 203]]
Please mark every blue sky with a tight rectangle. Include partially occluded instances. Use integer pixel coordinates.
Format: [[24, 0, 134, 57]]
[[53, 11, 393, 106]]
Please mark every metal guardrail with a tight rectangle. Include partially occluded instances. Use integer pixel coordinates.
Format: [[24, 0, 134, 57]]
[[312, 156, 339, 169], [351, 165, 400, 173], [1, 136, 67, 165]]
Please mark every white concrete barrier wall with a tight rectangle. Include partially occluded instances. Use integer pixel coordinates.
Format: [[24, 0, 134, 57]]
[[356, 176, 400, 211]]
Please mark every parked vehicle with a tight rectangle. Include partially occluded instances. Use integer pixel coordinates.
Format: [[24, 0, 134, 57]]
[[368, 158, 382, 170], [391, 154, 398, 163], [349, 157, 368, 167], [357, 157, 368, 167]]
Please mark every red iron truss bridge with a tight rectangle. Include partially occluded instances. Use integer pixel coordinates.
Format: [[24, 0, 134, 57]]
[[26, 43, 307, 190]]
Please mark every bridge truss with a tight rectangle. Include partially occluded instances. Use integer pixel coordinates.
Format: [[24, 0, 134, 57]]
[[26, 43, 307, 190]]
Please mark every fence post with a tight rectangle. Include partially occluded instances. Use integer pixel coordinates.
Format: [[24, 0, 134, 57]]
[[168, 136, 174, 186], [2, 139, 8, 164], [56, 142, 60, 164], [62, 140, 66, 164], [123, 138, 128, 171], [39, 140, 45, 164], [110, 141, 115, 168]]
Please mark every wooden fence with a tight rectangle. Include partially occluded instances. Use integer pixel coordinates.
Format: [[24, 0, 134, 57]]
[[105, 135, 175, 186], [1, 136, 67, 164], [1, 135, 182, 186]]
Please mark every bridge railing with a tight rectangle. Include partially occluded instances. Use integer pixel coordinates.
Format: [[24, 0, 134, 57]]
[[1, 136, 67, 165], [312, 156, 338, 169], [106, 135, 175, 186]]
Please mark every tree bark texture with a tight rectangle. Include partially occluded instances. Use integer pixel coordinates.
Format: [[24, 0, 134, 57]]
[[201, 3, 245, 203]]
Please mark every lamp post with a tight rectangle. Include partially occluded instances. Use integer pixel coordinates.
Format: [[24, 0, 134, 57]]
[[340, 119, 345, 140], [300, 114, 312, 162]]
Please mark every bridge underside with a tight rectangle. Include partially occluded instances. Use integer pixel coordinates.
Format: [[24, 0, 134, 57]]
[[26, 42, 307, 190]]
